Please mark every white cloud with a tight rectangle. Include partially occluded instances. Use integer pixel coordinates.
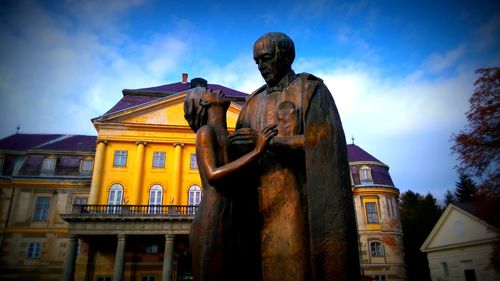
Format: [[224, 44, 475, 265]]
[[424, 44, 466, 73], [0, 1, 187, 137]]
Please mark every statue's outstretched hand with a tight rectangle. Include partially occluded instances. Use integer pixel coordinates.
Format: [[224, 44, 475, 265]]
[[255, 125, 278, 154]]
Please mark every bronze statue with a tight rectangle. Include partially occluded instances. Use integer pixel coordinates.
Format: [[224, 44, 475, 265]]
[[229, 32, 361, 281], [184, 87, 277, 281]]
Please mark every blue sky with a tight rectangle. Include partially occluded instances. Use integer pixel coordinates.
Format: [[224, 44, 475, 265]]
[[1, 0, 499, 201]]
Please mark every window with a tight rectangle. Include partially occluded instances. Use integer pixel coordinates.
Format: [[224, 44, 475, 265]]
[[148, 185, 163, 214], [152, 152, 166, 168], [370, 241, 384, 257], [188, 185, 202, 214], [27, 242, 41, 258], [81, 159, 93, 172], [142, 276, 156, 281], [374, 275, 386, 281], [365, 202, 379, 224], [190, 153, 198, 169], [145, 244, 158, 254], [442, 262, 449, 277], [73, 197, 87, 205], [107, 184, 124, 213], [96, 277, 112, 281], [41, 157, 55, 172], [113, 150, 127, 167], [359, 166, 372, 182], [0, 157, 4, 173], [188, 185, 202, 205], [33, 197, 50, 221]]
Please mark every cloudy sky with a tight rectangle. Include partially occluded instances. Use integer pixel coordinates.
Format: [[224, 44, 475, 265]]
[[1, 0, 499, 200]]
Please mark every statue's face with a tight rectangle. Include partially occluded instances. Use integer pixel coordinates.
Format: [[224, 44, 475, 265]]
[[253, 37, 289, 86]]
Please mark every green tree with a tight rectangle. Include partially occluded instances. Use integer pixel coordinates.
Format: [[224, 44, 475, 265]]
[[443, 189, 456, 206], [400, 191, 443, 281], [454, 172, 477, 203]]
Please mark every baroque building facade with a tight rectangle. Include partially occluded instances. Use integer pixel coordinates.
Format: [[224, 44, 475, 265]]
[[0, 75, 406, 281], [0, 134, 95, 281]]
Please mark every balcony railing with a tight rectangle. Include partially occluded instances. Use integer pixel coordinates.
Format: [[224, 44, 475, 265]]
[[71, 204, 198, 216]]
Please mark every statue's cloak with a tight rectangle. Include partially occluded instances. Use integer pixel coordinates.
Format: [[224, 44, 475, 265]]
[[235, 73, 360, 281]]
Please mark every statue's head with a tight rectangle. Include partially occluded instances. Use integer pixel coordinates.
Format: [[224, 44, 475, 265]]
[[184, 87, 230, 132], [253, 32, 295, 86]]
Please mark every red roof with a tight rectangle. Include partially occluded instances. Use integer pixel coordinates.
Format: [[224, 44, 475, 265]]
[[347, 144, 383, 163], [104, 81, 249, 116], [0, 134, 96, 152], [347, 144, 395, 187]]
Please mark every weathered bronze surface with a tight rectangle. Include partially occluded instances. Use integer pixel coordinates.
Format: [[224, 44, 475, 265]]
[[184, 87, 276, 281], [231, 32, 360, 281], [187, 32, 360, 281]]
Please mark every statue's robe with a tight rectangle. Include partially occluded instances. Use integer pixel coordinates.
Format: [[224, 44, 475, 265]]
[[235, 72, 360, 281]]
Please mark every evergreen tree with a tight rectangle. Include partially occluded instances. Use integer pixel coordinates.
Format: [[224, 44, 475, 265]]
[[455, 172, 477, 203], [400, 191, 443, 281], [444, 190, 456, 206]]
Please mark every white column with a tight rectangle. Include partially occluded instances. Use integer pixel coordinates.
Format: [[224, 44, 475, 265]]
[[113, 234, 127, 281], [162, 234, 175, 281], [61, 235, 78, 281]]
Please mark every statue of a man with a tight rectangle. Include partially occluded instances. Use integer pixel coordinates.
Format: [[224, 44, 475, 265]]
[[230, 32, 360, 281]]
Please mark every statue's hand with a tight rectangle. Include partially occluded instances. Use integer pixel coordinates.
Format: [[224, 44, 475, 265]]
[[255, 125, 278, 153], [228, 128, 258, 146]]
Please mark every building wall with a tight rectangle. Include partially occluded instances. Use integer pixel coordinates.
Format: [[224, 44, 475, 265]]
[[0, 180, 90, 281], [353, 173, 406, 281], [427, 243, 498, 281]]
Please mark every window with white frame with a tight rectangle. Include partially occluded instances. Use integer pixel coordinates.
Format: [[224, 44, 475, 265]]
[[359, 165, 372, 182], [190, 153, 198, 169], [370, 241, 384, 257], [107, 184, 124, 213], [81, 159, 93, 172], [73, 197, 87, 205], [142, 276, 156, 281], [113, 150, 127, 167], [33, 197, 50, 221], [27, 242, 41, 258], [148, 185, 163, 214], [373, 275, 386, 281], [365, 202, 379, 224], [145, 244, 159, 254], [152, 152, 166, 168], [441, 262, 449, 277], [188, 185, 202, 205], [41, 157, 55, 172]]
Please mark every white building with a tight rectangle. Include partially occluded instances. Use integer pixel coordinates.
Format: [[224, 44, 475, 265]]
[[421, 203, 500, 281]]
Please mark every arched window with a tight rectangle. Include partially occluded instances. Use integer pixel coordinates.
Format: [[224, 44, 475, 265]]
[[108, 184, 124, 213], [188, 185, 202, 206], [188, 185, 202, 215], [370, 241, 384, 257], [148, 184, 163, 214], [359, 165, 372, 182]]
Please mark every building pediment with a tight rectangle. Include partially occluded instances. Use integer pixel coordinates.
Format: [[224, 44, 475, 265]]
[[93, 91, 242, 128], [421, 204, 499, 252]]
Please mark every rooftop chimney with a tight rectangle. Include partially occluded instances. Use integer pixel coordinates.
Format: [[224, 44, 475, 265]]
[[182, 73, 188, 84]]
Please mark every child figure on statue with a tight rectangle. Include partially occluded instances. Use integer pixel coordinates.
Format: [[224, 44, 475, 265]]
[[184, 87, 276, 281]]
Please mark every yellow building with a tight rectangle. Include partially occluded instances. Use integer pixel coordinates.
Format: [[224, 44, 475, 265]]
[[349, 144, 407, 281], [61, 76, 245, 281], [0, 75, 406, 281], [0, 134, 95, 281]]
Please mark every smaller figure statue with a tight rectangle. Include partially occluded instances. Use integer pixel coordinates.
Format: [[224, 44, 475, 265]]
[[184, 87, 277, 281]]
